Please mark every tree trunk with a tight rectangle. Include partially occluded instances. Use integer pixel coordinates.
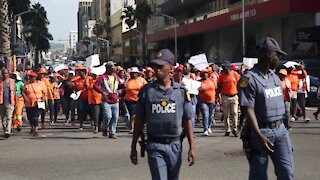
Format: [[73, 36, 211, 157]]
[[129, 30, 133, 62], [0, 0, 11, 57]]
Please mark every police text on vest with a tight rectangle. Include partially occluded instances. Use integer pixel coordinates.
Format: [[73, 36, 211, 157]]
[[265, 87, 282, 98], [152, 103, 176, 113]]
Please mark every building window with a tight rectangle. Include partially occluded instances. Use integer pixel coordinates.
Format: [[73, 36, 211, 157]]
[[124, 40, 130, 47]]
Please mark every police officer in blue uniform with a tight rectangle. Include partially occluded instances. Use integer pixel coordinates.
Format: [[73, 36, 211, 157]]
[[240, 37, 294, 180], [130, 49, 196, 180]]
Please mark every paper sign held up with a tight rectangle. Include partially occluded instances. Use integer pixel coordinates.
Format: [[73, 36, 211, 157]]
[[188, 53, 209, 71], [85, 54, 100, 68]]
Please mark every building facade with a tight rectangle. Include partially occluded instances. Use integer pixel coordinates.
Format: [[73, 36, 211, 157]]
[[147, 0, 320, 63], [69, 31, 78, 49], [77, 1, 95, 41]]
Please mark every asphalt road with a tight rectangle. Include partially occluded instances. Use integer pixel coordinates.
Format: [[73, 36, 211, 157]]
[[0, 107, 319, 180]]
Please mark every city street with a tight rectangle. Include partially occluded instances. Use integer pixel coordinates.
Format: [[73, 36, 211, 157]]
[[0, 107, 319, 180]]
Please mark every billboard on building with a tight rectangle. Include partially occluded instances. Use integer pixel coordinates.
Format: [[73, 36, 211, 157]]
[[111, 0, 135, 15], [122, 4, 137, 33]]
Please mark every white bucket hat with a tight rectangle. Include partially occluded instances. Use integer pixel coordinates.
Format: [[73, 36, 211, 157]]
[[130, 67, 140, 73]]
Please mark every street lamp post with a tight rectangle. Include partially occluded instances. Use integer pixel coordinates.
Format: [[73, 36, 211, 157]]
[[155, 13, 177, 63], [97, 38, 110, 61]]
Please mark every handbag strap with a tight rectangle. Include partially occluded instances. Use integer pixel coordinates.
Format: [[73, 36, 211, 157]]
[[30, 82, 40, 100]]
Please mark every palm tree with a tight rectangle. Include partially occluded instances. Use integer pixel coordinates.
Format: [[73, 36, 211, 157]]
[[0, 0, 11, 56], [135, 0, 153, 65], [93, 19, 106, 38], [93, 19, 106, 54], [121, 5, 136, 61], [24, 3, 53, 67]]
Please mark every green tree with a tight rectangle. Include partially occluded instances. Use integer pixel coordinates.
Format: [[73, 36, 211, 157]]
[[135, 0, 153, 65], [121, 5, 136, 61], [24, 3, 53, 67], [93, 19, 106, 38]]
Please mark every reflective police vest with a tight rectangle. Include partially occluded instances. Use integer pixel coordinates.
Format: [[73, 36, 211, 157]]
[[0, 79, 16, 107], [247, 69, 285, 123], [144, 83, 185, 137]]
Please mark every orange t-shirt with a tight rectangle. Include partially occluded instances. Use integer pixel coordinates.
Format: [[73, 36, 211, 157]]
[[88, 77, 102, 105], [23, 81, 47, 108], [281, 79, 291, 102], [125, 77, 147, 102], [218, 71, 240, 95], [198, 79, 216, 103], [41, 77, 53, 100], [74, 77, 88, 101]]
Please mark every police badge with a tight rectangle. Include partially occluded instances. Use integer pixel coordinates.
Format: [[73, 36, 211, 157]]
[[240, 77, 249, 88], [161, 99, 168, 107]]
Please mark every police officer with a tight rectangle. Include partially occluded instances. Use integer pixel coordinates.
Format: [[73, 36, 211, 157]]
[[130, 49, 196, 180], [240, 37, 294, 180]]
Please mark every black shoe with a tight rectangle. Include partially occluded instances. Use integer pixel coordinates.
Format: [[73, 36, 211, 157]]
[[232, 131, 238, 137], [17, 126, 22, 132], [102, 129, 108, 137], [224, 132, 230, 136], [313, 112, 319, 120], [33, 132, 39, 137], [4, 133, 10, 138]]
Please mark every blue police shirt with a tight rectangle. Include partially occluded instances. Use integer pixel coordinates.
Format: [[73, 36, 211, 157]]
[[135, 81, 193, 137], [239, 67, 285, 123]]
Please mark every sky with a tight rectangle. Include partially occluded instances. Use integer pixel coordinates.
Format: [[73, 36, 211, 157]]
[[32, 0, 86, 43]]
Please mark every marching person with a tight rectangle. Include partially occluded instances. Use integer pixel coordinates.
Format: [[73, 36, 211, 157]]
[[12, 72, 24, 132], [88, 72, 102, 133], [217, 61, 240, 137], [145, 67, 155, 83], [74, 64, 90, 130], [130, 49, 195, 180], [94, 61, 123, 139], [49, 75, 61, 124], [60, 69, 76, 125], [240, 37, 294, 180], [0, 68, 16, 138], [22, 71, 47, 136], [278, 69, 292, 129], [286, 64, 307, 121], [124, 67, 147, 133], [198, 69, 217, 136], [38, 68, 52, 129]]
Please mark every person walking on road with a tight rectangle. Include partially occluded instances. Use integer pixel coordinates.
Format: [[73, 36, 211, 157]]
[[278, 69, 292, 129], [0, 68, 16, 138], [124, 67, 147, 133], [130, 49, 195, 180], [38, 68, 52, 129], [198, 69, 217, 136], [94, 61, 123, 139], [22, 71, 47, 136], [239, 37, 294, 180], [12, 72, 24, 132], [217, 61, 240, 137]]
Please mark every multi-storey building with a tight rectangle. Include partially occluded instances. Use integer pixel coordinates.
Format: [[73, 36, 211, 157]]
[[147, 0, 320, 63], [77, 1, 95, 41], [69, 31, 78, 50]]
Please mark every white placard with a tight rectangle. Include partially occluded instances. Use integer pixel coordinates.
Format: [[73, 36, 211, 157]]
[[243, 57, 258, 68], [85, 54, 100, 68], [188, 53, 209, 71], [181, 78, 201, 95]]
